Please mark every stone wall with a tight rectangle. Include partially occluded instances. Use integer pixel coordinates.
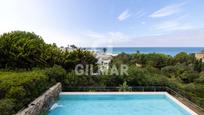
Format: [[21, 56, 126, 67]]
[[16, 83, 62, 115]]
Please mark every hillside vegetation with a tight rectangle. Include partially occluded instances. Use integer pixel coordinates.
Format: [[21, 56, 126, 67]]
[[0, 31, 203, 115], [110, 53, 204, 108], [0, 31, 97, 115]]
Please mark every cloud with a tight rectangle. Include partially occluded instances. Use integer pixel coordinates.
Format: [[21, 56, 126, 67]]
[[81, 28, 204, 47], [85, 31, 106, 39], [83, 31, 130, 47], [100, 29, 204, 47], [117, 9, 131, 21], [149, 2, 186, 18], [154, 20, 192, 31], [134, 10, 146, 18], [127, 29, 204, 47]]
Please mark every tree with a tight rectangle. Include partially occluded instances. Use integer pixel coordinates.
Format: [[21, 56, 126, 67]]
[[102, 48, 107, 53], [70, 44, 77, 49], [180, 72, 199, 83], [0, 31, 46, 69], [194, 59, 202, 72], [61, 49, 97, 71], [195, 72, 204, 83], [161, 66, 177, 78], [0, 31, 98, 71], [45, 65, 66, 83], [174, 52, 193, 64]]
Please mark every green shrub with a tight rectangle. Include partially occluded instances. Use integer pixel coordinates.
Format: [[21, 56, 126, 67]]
[[65, 71, 96, 87], [45, 65, 66, 83], [119, 81, 132, 92], [180, 72, 199, 83], [195, 72, 204, 83], [6, 86, 26, 99], [0, 99, 15, 115], [0, 70, 50, 114], [0, 31, 47, 69]]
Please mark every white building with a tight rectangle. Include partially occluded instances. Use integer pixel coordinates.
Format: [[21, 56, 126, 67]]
[[195, 52, 204, 62], [96, 53, 112, 70]]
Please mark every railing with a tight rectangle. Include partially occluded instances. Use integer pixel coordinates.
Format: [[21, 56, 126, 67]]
[[63, 86, 167, 92], [166, 87, 204, 113], [63, 86, 204, 113]]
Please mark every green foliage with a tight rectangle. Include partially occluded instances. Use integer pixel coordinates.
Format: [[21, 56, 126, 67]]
[[61, 49, 97, 71], [64, 71, 105, 87], [42, 43, 64, 67], [174, 52, 194, 64], [194, 59, 202, 72], [180, 72, 199, 83], [111, 52, 204, 108], [125, 66, 169, 86], [119, 81, 132, 92], [195, 72, 204, 83], [143, 53, 172, 69], [0, 31, 98, 114], [64, 71, 92, 87], [161, 66, 177, 78], [111, 53, 131, 67], [0, 99, 15, 115], [0, 31, 97, 71], [6, 86, 26, 99], [112, 53, 173, 69], [0, 31, 46, 69], [45, 65, 66, 83], [1, 31, 204, 112], [0, 70, 50, 113], [184, 83, 204, 105]]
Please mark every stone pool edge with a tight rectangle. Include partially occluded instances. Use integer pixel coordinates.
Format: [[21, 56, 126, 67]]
[[16, 83, 62, 115]]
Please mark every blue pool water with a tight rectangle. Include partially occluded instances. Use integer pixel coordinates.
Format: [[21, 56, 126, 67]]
[[48, 94, 191, 115]]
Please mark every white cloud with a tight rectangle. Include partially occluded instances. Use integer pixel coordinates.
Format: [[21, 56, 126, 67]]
[[127, 29, 204, 47], [155, 20, 192, 31], [117, 9, 131, 21], [82, 29, 204, 47], [134, 10, 146, 18], [149, 2, 186, 18], [0, 0, 203, 47], [83, 31, 130, 47], [85, 31, 106, 39]]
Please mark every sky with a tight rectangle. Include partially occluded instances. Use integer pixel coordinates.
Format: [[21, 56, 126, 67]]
[[0, 0, 204, 47]]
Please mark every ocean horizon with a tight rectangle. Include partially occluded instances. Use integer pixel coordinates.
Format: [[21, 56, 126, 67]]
[[85, 47, 204, 56]]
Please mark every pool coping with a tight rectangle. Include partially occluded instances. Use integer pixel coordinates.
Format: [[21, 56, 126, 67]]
[[60, 92, 197, 115]]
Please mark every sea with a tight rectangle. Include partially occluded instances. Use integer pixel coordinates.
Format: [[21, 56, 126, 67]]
[[85, 47, 204, 56]]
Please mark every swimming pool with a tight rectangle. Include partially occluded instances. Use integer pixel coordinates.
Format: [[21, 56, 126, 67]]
[[48, 92, 197, 115]]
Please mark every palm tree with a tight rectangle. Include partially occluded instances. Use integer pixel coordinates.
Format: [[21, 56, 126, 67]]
[[102, 48, 107, 54], [70, 44, 77, 49]]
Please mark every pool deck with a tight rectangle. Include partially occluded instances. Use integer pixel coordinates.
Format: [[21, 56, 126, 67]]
[[60, 92, 198, 115], [61, 92, 166, 95]]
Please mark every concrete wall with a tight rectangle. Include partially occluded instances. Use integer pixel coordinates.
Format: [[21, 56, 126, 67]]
[[16, 83, 62, 115]]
